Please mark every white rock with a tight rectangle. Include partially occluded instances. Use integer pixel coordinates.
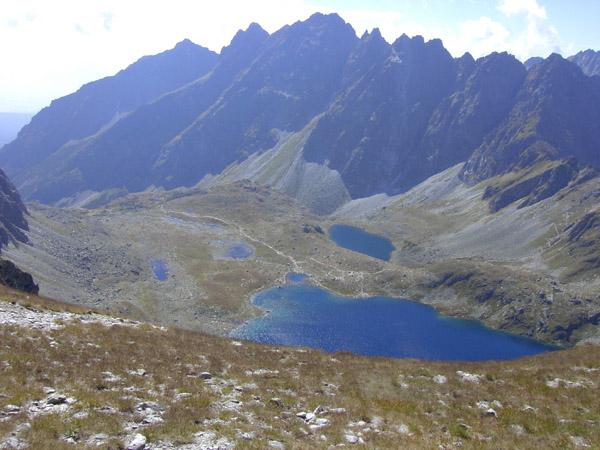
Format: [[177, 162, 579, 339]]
[[268, 440, 285, 450], [433, 375, 447, 384], [4, 404, 20, 414], [569, 435, 590, 448], [126, 433, 146, 450], [397, 423, 410, 435], [345, 433, 359, 444], [309, 418, 330, 430], [510, 424, 525, 435], [371, 416, 384, 428], [484, 408, 497, 418], [305, 412, 316, 422], [456, 370, 483, 383]]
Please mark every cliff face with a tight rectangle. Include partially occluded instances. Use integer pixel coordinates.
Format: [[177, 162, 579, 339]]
[[568, 49, 600, 77], [0, 168, 28, 247], [1, 15, 600, 207], [461, 55, 600, 185], [0, 168, 38, 294]]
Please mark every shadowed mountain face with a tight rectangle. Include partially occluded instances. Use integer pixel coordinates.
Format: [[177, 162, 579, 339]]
[[0, 168, 28, 247], [1, 13, 599, 205], [0, 39, 218, 181], [461, 54, 600, 184]]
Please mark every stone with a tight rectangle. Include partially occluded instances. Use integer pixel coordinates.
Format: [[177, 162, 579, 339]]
[[268, 440, 285, 450], [397, 423, 410, 435], [456, 371, 483, 383], [46, 394, 68, 405], [309, 418, 330, 430], [126, 433, 147, 450], [3, 404, 20, 414], [269, 398, 283, 407], [569, 435, 590, 448], [433, 375, 447, 384], [199, 372, 213, 380], [345, 433, 359, 444], [484, 408, 497, 418]]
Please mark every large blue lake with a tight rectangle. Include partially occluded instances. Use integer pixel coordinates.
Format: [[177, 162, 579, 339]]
[[231, 285, 555, 361], [329, 224, 395, 261]]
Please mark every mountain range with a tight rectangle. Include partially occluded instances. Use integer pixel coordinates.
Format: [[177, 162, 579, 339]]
[[1, 12, 599, 210]]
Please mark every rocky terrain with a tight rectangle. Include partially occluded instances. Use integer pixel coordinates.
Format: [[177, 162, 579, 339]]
[[2, 14, 600, 209], [0, 288, 599, 449]]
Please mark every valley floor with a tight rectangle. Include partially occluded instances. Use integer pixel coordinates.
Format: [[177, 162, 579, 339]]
[[5, 179, 600, 347], [0, 288, 599, 449]]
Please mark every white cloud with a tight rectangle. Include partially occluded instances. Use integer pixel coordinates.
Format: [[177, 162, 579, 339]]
[[498, 0, 547, 20], [498, 0, 560, 60], [444, 16, 511, 57], [441, 0, 560, 61]]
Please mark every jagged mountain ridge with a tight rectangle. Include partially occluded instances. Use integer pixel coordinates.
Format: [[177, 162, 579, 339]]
[[0, 39, 218, 184], [568, 49, 600, 77], [1, 12, 599, 208]]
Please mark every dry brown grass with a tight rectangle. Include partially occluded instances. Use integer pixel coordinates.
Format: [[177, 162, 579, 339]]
[[0, 292, 599, 449]]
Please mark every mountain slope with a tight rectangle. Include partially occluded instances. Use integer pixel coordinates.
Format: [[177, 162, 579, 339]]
[[461, 54, 600, 185], [15, 23, 269, 204], [0, 168, 28, 247], [2, 15, 600, 211], [568, 49, 600, 76], [303, 33, 458, 197], [0, 40, 218, 182], [1, 291, 599, 449], [154, 13, 358, 190]]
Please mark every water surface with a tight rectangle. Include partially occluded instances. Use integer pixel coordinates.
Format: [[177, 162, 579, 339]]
[[329, 224, 395, 261], [286, 272, 308, 283], [226, 243, 253, 259], [232, 285, 555, 361], [151, 259, 169, 281]]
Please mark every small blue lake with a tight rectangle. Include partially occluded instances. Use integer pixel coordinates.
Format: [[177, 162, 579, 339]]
[[151, 259, 169, 281], [329, 224, 395, 261], [287, 272, 308, 283], [231, 285, 555, 361], [226, 243, 253, 260]]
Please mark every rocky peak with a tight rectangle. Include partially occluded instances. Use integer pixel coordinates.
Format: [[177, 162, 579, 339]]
[[221, 22, 269, 57], [568, 49, 600, 77]]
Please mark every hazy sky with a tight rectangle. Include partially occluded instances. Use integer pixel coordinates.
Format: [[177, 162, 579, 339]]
[[2, 0, 599, 113]]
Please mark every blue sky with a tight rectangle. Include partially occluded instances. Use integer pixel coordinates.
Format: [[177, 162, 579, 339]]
[[1, 0, 599, 113]]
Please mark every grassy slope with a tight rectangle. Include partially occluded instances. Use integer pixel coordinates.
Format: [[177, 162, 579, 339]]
[[0, 289, 599, 449]]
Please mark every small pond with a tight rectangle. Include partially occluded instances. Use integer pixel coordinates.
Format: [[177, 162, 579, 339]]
[[226, 243, 254, 260], [329, 224, 395, 261], [151, 259, 169, 281]]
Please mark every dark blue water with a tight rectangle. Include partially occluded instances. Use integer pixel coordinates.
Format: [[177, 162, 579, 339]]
[[226, 243, 253, 259], [232, 285, 555, 361], [329, 224, 395, 261], [151, 259, 169, 281], [286, 272, 308, 283]]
